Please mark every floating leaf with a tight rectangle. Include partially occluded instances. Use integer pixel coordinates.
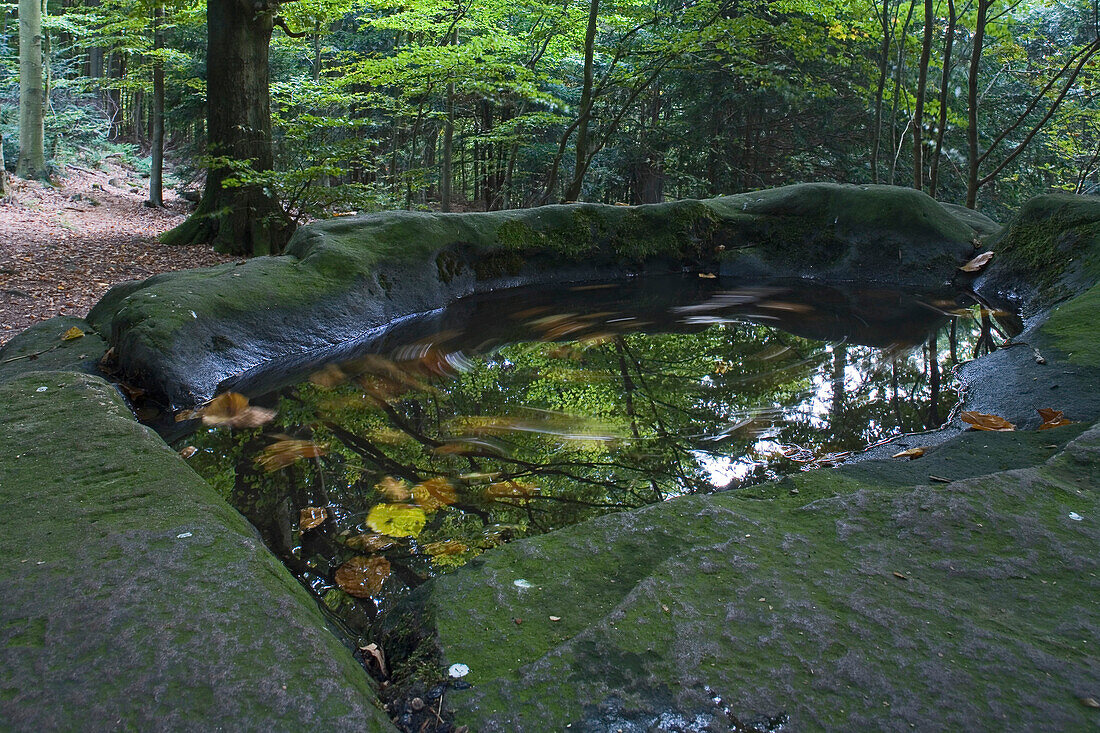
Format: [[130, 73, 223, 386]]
[[892, 447, 926, 459], [345, 532, 398, 552], [334, 556, 391, 598], [61, 326, 85, 341], [961, 411, 1015, 431], [423, 540, 468, 558], [413, 478, 457, 512], [255, 440, 327, 471], [1037, 408, 1074, 430], [178, 446, 198, 459], [375, 476, 412, 501], [486, 480, 539, 499], [199, 392, 276, 429], [697, 272, 717, 279], [299, 506, 327, 531], [959, 251, 994, 273], [367, 503, 426, 538]]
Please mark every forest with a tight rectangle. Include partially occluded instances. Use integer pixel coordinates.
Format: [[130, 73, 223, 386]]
[[2, 0, 1099, 256]]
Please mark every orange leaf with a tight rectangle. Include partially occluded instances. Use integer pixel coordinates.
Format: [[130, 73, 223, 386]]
[[413, 477, 457, 512], [375, 476, 412, 501], [334, 556, 391, 598], [199, 392, 276, 429], [892, 447, 926, 459], [1037, 408, 1074, 430], [345, 533, 398, 552], [959, 251, 994, 273], [423, 539, 468, 557], [299, 506, 327, 531], [961, 411, 1015, 431], [255, 440, 327, 471]]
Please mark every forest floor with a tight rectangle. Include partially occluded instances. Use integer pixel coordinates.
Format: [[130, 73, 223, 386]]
[[0, 162, 235, 346]]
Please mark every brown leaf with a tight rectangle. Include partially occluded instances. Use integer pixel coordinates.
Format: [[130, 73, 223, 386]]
[[345, 532, 398, 552], [413, 477, 457, 512], [299, 506, 327, 531], [961, 411, 1015, 431], [486, 480, 540, 499], [958, 250, 994, 273], [423, 539, 468, 557], [375, 476, 412, 501], [892, 447, 926, 459], [178, 446, 198, 459], [1037, 408, 1074, 430], [893, 571, 908, 580], [334, 556, 391, 598], [255, 440, 327, 471], [200, 392, 276, 429], [359, 642, 388, 677], [61, 326, 85, 341]]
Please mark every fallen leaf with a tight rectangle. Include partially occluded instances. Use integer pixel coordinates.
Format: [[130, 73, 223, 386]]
[[334, 556, 391, 598], [299, 506, 327, 531], [892, 447, 926, 459], [893, 572, 908, 580], [423, 539, 468, 557], [549, 615, 562, 622], [698, 272, 717, 279], [255, 440, 327, 471], [413, 477, 457, 512], [375, 476, 412, 501], [1080, 697, 1100, 708], [345, 532, 398, 552], [961, 411, 1015, 431], [359, 642, 388, 676], [61, 326, 84, 341], [1037, 408, 1074, 430], [178, 446, 198, 459], [366, 503, 426, 538], [958, 251, 994, 272], [486, 480, 540, 498], [199, 392, 276, 429]]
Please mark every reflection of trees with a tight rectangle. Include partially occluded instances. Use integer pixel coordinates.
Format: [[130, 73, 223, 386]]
[[184, 311, 983, 629]]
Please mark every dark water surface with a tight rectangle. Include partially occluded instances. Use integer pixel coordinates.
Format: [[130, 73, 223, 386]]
[[173, 275, 995, 633]]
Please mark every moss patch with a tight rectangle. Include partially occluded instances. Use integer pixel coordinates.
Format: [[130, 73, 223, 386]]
[[1041, 282, 1100, 366]]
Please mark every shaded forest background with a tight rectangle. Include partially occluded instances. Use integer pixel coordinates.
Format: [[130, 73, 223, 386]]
[[2, 0, 1099, 254]]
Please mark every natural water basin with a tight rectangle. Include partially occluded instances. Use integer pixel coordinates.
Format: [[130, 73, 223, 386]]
[[172, 275, 1001, 639]]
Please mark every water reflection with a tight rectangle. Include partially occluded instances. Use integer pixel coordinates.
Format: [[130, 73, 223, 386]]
[[178, 276, 998, 632]]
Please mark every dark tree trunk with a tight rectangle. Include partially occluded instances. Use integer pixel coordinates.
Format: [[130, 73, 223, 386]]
[[147, 1, 165, 207], [162, 0, 291, 255], [928, 0, 955, 197], [912, 0, 933, 190], [966, 0, 992, 209]]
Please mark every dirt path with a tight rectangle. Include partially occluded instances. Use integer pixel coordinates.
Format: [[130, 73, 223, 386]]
[[0, 163, 236, 346]]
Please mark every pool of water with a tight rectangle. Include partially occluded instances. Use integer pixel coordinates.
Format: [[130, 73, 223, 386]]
[[172, 275, 997, 635]]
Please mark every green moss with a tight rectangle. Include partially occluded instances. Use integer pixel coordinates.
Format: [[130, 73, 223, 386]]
[[1041, 282, 1100, 366], [473, 250, 525, 280], [496, 219, 539, 250]]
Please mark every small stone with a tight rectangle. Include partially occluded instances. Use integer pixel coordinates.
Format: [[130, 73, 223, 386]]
[[409, 697, 425, 711]]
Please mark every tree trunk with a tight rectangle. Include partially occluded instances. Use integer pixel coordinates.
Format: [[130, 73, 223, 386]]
[[147, 1, 165, 207], [965, 0, 992, 209], [563, 0, 599, 202], [17, 0, 46, 180], [870, 0, 891, 184], [912, 0, 933, 190], [0, 130, 8, 197], [928, 0, 956, 197], [162, 0, 291, 255]]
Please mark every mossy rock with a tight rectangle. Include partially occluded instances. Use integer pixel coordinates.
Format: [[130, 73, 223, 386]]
[[0, 371, 395, 730], [392, 422, 1100, 731], [83, 184, 975, 407], [0, 316, 107, 383]]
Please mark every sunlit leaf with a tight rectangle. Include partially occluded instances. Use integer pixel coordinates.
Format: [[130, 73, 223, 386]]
[[61, 326, 85, 341], [345, 532, 398, 552], [1037, 408, 1074, 430], [367, 503, 426, 537], [200, 392, 277, 429], [961, 411, 1015, 431], [958, 251, 994, 273], [486, 480, 539, 498], [375, 476, 412, 501], [299, 506, 327, 531], [892, 447, 926, 459], [334, 556, 391, 598], [255, 440, 327, 471], [412, 477, 457, 512]]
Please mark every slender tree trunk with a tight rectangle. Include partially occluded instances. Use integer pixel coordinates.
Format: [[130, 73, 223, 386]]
[[0, 131, 8, 196], [17, 0, 46, 180], [870, 0, 892, 184], [440, 28, 456, 212], [928, 0, 956, 197], [147, 1, 165, 207], [925, 332, 941, 427], [913, 0, 933, 190], [966, 0, 992, 209], [162, 0, 292, 255], [888, 0, 916, 185], [564, 0, 599, 202]]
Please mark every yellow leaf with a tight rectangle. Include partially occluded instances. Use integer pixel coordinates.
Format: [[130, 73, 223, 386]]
[[299, 506, 327, 531], [1037, 408, 1074, 430], [375, 476, 412, 501], [423, 539, 468, 557], [961, 411, 1015, 431], [958, 251, 994, 273], [367, 503, 426, 538], [61, 326, 85, 341], [199, 392, 276, 429], [892, 447, 926, 459], [334, 556, 390, 598], [255, 440, 327, 472]]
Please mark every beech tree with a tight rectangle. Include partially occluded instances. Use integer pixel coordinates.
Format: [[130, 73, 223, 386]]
[[17, 0, 46, 180]]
